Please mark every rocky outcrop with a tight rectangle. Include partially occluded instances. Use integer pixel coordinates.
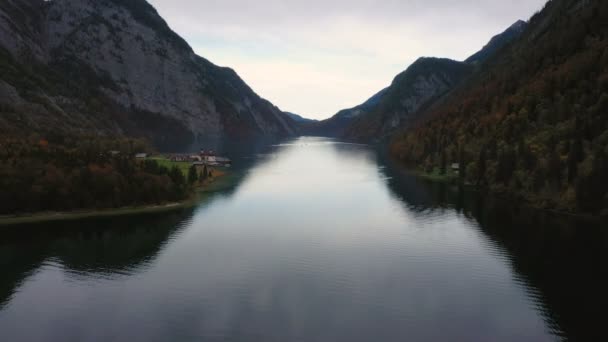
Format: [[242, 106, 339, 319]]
[[0, 0, 296, 149], [0, 0, 46, 61]]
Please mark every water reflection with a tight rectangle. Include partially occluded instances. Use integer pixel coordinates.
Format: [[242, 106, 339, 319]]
[[0, 137, 606, 341], [0, 210, 195, 309], [468, 200, 608, 342], [382, 160, 608, 341]]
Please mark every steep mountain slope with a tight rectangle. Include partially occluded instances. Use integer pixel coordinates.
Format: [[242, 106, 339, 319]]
[[391, 0, 608, 214], [466, 20, 528, 64], [308, 20, 528, 141], [0, 0, 296, 149], [343, 58, 472, 142]]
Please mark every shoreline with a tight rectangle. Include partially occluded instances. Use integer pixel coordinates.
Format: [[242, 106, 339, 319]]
[[0, 168, 238, 227], [407, 167, 607, 222]]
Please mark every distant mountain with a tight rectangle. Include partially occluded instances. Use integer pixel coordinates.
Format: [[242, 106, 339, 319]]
[[0, 0, 296, 149], [391, 0, 608, 214], [303, 88, 388, 137], [308, 20, 528, 142], [285, 112, 317, 123]]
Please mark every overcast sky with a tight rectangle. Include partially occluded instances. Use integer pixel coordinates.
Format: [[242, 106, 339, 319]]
[[148, 0, 547, 120]]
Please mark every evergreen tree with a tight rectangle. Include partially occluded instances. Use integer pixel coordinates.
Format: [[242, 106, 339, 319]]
[[568, 137, 584, 183], [169, 166, 185, 186], [202, 165, 208, 180], [477, 148, 487, 186], [188, 165, 198, 184], [458, 147, 466, 182], [547, 150, 562, 189]]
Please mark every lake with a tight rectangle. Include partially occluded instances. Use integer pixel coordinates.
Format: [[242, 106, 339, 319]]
[[0, 136, 606, 342]]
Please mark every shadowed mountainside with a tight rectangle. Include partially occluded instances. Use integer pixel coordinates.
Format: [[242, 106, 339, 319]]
[[0, 0, 297, 150], [307, 20, 528, 142], [391, 0, 608, 214]]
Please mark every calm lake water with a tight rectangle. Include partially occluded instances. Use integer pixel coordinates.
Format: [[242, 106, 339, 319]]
[[1, 137, 606, 342]]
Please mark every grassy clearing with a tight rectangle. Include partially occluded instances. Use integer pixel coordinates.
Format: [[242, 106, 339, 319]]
[[415, 167, 459, 183], [146, 156, 191, 176]]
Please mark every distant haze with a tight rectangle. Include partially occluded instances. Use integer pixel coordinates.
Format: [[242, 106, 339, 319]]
[[148, 0, 547, 120]]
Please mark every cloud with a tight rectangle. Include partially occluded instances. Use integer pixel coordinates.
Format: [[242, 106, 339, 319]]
[[148, 0, 547, 119]]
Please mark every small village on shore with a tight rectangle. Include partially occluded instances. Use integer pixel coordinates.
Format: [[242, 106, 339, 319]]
[[134, 150, 233, 176], [167, 150, 232, 168]]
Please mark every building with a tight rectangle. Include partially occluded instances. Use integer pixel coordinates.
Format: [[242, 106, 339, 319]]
[[169, 155, 188, 162], [203, 155, 219, 166], [215, 157, 232, 167]]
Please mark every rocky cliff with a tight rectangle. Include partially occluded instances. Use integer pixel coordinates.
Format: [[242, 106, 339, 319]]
[[0, 0, 296, 149]]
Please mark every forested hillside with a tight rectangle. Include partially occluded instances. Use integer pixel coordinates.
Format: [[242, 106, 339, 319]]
[[0, 136, 195, 215], [391, 0, 608, 214]]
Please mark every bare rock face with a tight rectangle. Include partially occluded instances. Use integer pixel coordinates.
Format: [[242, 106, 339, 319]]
[[0, 0, 46, 61], [0, 0, 296, 148], [45, 0, 224, 141]]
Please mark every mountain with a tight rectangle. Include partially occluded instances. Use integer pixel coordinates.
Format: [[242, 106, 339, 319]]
[[466, 20, 528, 64], [391, 0, 608, 214], [285, 112, 317, 124], [303, 88, 388, 137], [343, 58, 472, 142], [308, 20, 528, 142], [0, 0, 296, 150]]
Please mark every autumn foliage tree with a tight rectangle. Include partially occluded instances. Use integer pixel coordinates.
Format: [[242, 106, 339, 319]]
[[390, 0, 608, 214], [0, 135, 194, 215]]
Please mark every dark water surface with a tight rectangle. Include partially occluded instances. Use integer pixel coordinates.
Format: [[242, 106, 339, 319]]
[[1, 137, 606, 341]]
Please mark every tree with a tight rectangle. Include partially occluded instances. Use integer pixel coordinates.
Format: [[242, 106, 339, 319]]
[[496, 148, 516, 185], [568, 137, 584, 183], [547, 149, 562, 189], [458, 147, 467, 182], [201, 165, 208, 181], [477, 148, 487, 186], [188, 165, 198, 184], [576, 150, 608, 212], [169, 166, 185, 186]]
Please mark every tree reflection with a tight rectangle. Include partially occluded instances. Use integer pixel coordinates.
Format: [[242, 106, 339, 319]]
[[382, 161, 608, 341], [0, 210, 194, 309]]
